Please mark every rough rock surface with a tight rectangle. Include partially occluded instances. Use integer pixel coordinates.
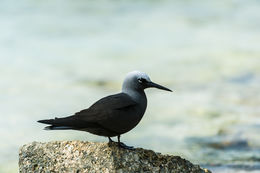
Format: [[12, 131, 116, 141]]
[[19, 141, 211, 173]]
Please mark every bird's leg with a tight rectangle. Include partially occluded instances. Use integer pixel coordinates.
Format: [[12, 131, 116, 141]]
[[117, 135, 134, 150], [108, 137, 114, 147], [108, 137, 114, 142]]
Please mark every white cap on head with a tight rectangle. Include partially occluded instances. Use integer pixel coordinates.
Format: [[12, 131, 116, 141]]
[[122, 70, 172, 94], [126, 71, 151, 81]]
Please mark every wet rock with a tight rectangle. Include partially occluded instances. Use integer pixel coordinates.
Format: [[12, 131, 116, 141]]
[[19, 141, 211, 173]]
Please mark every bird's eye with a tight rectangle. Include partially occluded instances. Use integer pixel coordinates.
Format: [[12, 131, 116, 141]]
[[138, 78, 146, 83]]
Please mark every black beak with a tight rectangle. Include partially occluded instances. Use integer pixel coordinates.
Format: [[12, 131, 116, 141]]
[[147, 81, 172, 92]]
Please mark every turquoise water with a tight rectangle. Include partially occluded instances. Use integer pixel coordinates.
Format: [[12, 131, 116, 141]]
[[1, 0, 260, 172]]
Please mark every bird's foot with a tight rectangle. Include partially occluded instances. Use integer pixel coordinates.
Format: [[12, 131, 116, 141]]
[[118, 142, 134, 150]]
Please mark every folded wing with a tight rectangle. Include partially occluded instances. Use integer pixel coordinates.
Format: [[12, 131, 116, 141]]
[[37, 93, 137, 135]]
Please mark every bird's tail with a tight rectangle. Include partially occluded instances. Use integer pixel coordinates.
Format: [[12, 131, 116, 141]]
[[37, 116, 75, 130], [37, 116, 96, 130]]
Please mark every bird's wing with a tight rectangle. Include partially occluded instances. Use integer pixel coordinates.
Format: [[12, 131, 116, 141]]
[[74, 93, 137, 122], [38, 93, 138, 135]]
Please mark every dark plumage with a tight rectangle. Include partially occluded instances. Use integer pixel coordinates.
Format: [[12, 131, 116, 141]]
[[38, 71, 172, 149]]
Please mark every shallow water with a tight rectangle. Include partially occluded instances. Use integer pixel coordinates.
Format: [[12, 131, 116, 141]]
[[1, 0, 260, 172]]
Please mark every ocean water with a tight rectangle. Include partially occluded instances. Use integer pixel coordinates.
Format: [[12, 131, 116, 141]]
[[0, 0, 260, 172]]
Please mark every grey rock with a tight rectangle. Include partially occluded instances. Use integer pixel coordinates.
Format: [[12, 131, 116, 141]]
[[19, 141, 211, 173]]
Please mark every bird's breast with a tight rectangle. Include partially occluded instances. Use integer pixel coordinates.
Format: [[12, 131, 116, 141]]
[[113, 104, 146, 134], [99, 91, 147, 135], [99, 102, 147, 135]]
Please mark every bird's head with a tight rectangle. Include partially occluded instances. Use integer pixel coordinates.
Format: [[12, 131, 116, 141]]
[[122, 71, 172, 92]]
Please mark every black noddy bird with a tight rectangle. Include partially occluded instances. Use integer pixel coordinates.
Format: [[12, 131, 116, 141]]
[[38, 71, 172, 149]]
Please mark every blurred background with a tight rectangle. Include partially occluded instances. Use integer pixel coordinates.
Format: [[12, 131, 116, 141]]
[[1, 0, 260, 172]]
